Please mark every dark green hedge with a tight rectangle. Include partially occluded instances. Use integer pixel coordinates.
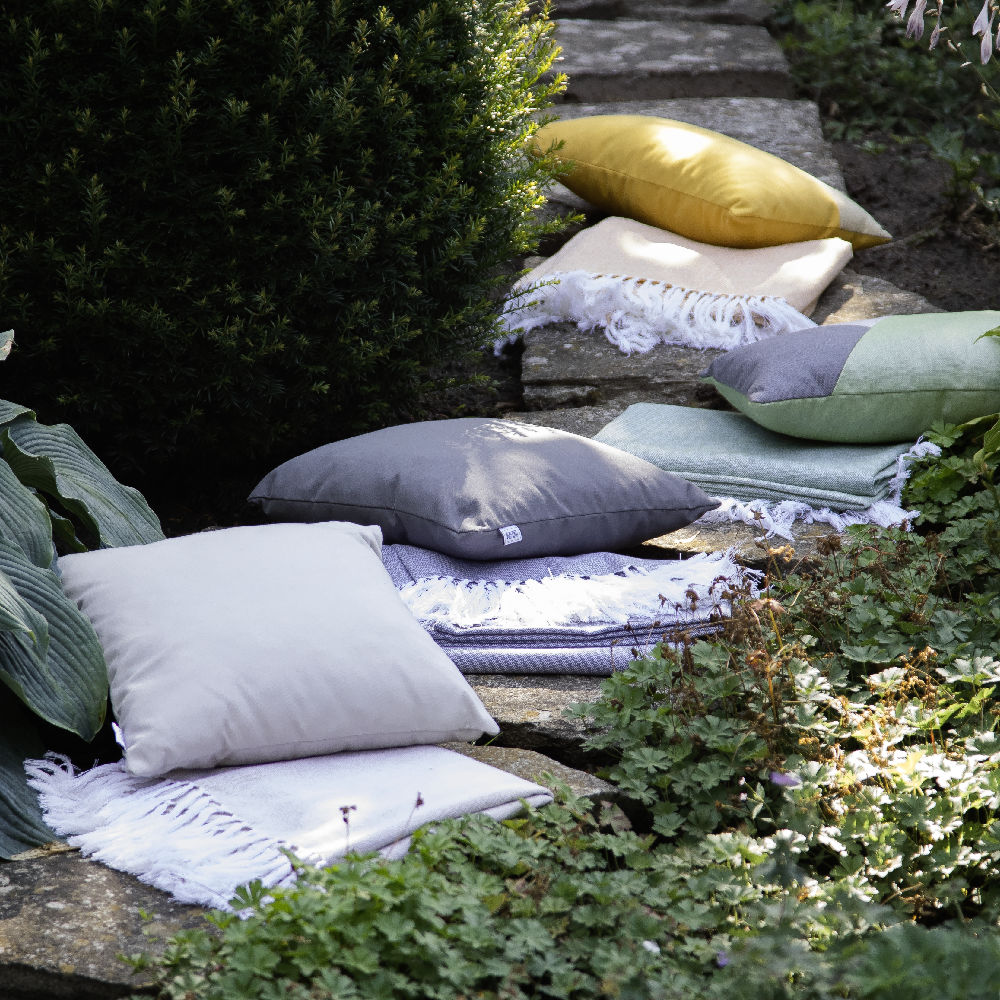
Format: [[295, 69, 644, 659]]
[[0, 0, 560, 492]]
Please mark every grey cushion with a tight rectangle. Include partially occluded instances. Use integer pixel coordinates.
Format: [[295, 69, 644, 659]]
[[249, 418, 718, 560]]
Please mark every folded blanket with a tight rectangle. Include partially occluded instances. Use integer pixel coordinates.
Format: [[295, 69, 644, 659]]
[[593, 403, 940, 538], [383, 544, 756, 674], [25, 747, 552, 910], [498, 217, 853, 354]]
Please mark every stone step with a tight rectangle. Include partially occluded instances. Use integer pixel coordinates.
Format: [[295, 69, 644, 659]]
[[552, 0, 772, 25], [513, 268, 942, 416], [0, 741, 616, 999], [466, 675, 608, 768], [553, 20, 793, 102]]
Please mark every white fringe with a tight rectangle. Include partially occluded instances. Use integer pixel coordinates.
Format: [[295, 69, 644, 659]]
[[398, 550, 753, 630], [698, 439, 943, 541], [24, 755, 294, 910], [496, 270, 816, 355]]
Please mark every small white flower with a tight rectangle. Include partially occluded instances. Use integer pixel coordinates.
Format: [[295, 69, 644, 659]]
[[906, 0, 928, 38], [641, 940, 661, 955], [929, 22, 945, 47], [973, 0, 991, 36], [982, 17, 996, 62]]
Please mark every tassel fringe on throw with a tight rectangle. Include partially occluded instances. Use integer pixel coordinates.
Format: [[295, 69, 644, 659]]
[[496, 270, 816, 355], [24, 755, 296, 909], [398, 549, 754, 631], [700, 439, 943, 540]]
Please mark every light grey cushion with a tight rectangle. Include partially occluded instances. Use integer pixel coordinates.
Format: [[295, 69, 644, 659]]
[[57, 521, 499, 777], [249, 418, 719, 560]]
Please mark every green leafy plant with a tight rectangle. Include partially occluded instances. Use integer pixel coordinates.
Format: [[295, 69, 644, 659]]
[[0, 0, 563, 501], [769, 0, 991, 141], [0, 329, 163, 858]]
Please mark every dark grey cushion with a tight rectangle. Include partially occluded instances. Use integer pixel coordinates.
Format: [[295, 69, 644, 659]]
[[249, 418, 719, 560], [704, 324, 870, 402]]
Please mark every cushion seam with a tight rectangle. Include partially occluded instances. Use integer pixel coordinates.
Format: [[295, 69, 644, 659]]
[[249, 497, 717, 536], [741, 386, 1000, 404]]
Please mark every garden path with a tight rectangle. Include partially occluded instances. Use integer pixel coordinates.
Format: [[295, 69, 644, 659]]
[[0, 4, 941, 997]]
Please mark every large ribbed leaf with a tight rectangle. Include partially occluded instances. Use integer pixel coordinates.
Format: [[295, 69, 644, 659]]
[[0, 398, 34, 429], [0, 567, 49, 654], [0, 697, 55, 859], [2, 417, 164, 548], [0, 329, 12, 362], [0, 459, 55, 568], [49, 509, 88, 556], [0, 540, 107, 740]]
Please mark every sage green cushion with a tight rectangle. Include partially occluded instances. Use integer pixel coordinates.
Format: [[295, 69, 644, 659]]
[[701, 311, 1000, 443]]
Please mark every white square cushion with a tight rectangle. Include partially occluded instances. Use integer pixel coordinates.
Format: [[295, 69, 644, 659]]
[[57, 521, 499, 777]]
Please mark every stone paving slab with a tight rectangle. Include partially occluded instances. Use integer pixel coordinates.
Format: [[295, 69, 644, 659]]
[[466, 675, 607, 768], [511, 268, 940, 412], [0, 741, 614, 998], [0, 847, 203, 999], [553, 20, 794, 102], [442, 744, 618, 800], [551, 0, 772, 25], [519, 322, 727, 410]]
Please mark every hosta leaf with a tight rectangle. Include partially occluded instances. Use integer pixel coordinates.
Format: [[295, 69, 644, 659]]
[[0, 459, 55, 568], [0, 566, 49, 655], [0, 398, 35, 429], [49, 509, 88, 556], [0, 329, 12, 362], [1, 417, 164, 548], [0, 539, 107, 739], [0, 697, 56, 859]]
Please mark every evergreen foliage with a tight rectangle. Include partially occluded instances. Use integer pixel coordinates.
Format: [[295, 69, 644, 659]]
[[0, 0, 561, 490]]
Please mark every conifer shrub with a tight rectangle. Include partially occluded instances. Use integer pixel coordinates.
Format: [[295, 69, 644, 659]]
[[0, 0, 561, 492]]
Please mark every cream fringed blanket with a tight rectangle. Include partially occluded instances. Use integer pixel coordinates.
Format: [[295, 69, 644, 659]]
[[498, 217, 854, 354], [26, 747, 552, 909]]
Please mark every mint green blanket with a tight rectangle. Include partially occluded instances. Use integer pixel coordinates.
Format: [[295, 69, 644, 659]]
[[593, 403, 913, 512]]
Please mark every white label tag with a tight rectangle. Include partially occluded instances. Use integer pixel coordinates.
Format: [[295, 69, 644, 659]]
[[499, 524, 523, 546]]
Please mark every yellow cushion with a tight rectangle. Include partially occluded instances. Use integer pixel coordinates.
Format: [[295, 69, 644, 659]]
[[532, 115, 891, 250]]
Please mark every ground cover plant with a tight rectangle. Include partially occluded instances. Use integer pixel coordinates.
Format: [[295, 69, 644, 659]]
[[130, 415, 1000, 998], [0, 0, 563, 508], [0, 330, 164, 858]]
